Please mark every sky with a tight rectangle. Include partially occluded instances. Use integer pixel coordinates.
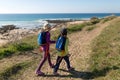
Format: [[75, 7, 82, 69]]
[[0, 0, 120, 13]]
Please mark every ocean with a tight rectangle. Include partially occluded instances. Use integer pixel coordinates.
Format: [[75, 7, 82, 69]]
[[0, 13, 120, 29]]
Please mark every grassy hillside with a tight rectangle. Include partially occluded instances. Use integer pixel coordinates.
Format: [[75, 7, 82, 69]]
[[90, 18, 120, 80], [0, 16, 118, 80]]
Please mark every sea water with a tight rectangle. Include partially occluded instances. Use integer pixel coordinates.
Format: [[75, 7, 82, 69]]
[[0, 13, 120, 29]]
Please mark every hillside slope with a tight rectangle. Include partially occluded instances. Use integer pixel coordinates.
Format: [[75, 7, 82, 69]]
[[0, 17, 119, 80]]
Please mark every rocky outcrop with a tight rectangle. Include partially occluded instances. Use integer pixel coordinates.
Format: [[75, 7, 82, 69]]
[[46, 19, 73, 23], [0, 28, 37, 46], [0, 25, 18, 34]]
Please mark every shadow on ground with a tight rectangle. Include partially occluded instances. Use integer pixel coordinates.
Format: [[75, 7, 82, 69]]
[[38, 66, 119, 80]]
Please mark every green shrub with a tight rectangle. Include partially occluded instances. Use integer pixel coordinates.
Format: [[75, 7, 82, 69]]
[[68, 24, 86, 33], [13, 43, 34, 51], [86, 26, 97, 31], [90, 17, 100, 24], [0, 35, 38, 59]]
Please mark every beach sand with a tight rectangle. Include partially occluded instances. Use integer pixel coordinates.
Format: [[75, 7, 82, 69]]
[[67, 20, 86, 25]]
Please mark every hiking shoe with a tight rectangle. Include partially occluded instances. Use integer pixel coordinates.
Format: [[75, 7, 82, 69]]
[[50, 64, 55, 68], [35, 71, 45, 76], [68, 67, 74, 71], [53, 72, 60, 76]]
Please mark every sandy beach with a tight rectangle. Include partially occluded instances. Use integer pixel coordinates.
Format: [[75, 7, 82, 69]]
[[67, 20, 88, 25]]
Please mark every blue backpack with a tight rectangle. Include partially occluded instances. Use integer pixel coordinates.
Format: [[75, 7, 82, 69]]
[[56, 36, 66, 51], [38, 32, 47, 46]]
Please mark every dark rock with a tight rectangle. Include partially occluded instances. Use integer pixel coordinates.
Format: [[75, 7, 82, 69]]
[[2, 25, 16, 30], [0, 25, 18, 34], [46, 19, 73, 23]]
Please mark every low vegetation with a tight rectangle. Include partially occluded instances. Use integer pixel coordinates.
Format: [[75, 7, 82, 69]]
[[0, 35, 38, 59], [86, 25, 97, 31], [100, 15, 117, 23], [67, 24, 86, 33], [0, 61, 32, 80], [90, 19, 120, 79]]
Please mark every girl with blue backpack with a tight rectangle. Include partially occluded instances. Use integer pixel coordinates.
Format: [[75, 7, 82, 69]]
[[53, 28, 74, 75], [36, 23, 56, 76]]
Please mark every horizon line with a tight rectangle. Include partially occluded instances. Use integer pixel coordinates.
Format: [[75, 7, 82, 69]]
[[0, 12, 120, 14]]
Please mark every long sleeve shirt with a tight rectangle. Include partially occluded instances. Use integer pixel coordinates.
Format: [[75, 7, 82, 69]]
[[42, 31, 55, 52]]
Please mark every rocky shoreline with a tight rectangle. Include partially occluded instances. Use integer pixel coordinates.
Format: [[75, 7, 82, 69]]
[[0, 25, 40, 46]]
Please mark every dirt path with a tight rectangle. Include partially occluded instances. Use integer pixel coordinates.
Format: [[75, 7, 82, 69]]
[[0, 18, 116, 80]]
